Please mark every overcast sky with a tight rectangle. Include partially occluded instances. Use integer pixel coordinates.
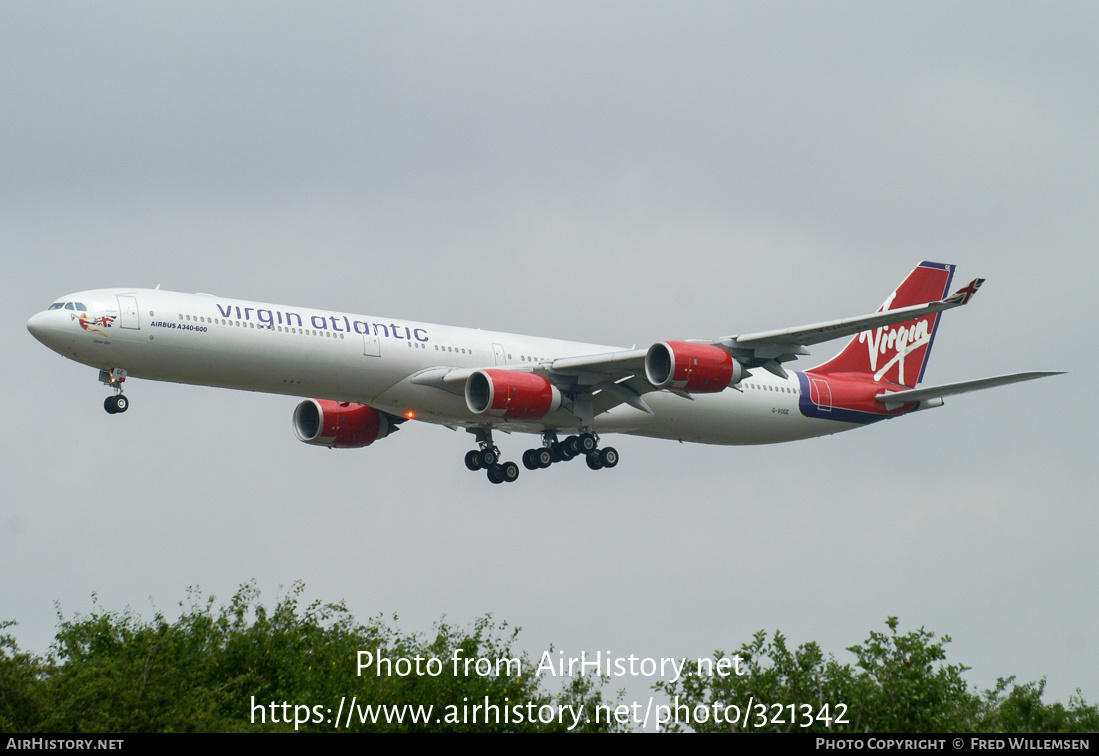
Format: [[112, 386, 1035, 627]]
[[3, 2, 1096, 725]]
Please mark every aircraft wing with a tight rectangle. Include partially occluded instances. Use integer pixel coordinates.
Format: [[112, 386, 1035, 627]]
[[711, 278, 984, 377], [409, 356, 646, 388], [874, 371, 1065, 410], [409, 277, 990, 421], [542, 349, 655, 414], [730, 278, 981, 347], [542, 276, 984, 382], [548, 348, 647, 375], [409, 349, 657, 422]]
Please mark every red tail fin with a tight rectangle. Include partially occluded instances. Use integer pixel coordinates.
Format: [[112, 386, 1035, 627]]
[[809, 261, 955, 387]]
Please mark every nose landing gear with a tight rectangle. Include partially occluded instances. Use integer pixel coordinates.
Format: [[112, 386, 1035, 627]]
[[99, 368, 129, 414], [104, 394, 129, 414]]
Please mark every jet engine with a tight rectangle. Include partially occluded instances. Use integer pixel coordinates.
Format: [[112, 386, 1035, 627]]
[[465, 369, 563, 419], [292, 399, 394, 448], [645, 341, 744, 393]]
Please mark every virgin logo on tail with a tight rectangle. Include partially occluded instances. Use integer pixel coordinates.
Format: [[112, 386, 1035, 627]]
[[858, 318, 932, 384], [809, 262, 953, 386]]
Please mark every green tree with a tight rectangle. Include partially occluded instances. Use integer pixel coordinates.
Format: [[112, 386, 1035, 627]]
[[843, 616, 973, 732], [657, 617, 1097, 734], [18, 583, 622, 733], [6, 598, 1095, 734], [656, 626, 862, 732], [0, 621, 46, 731], [976, 677, 1099, 733]]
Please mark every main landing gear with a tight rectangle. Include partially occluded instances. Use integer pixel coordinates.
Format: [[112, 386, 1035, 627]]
[[463, 428, 520, 484], [99, 368, 129, 415], [522, 431, 618, 472], [464, 428, 618, 484]]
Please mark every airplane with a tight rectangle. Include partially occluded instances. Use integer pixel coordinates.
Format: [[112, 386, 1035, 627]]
[[26, 261, 1061, 484]]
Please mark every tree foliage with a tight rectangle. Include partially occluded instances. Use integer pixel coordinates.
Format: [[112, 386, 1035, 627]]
[[4, 583, 622, 733], [657, 617, 1098, 733], [977, 677, 1099, 733], [3, 595, 1095, 734], [0, 620, 47, 731], [844, 616, 974, 732]]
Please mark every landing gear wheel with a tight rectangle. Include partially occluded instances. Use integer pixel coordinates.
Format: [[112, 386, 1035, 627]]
[[465, 450, 483, 471], [586, 452, 604, 470], [479, 448, 498, 467], [535, 448, 553, 468], [523, 449, 540, 470], [578, 433, 597, 454], [501, 461, 520, 483], [104, 395, 128, 414], [487, 465, 504, 484], [598, 446, 619, 468], [565, 436, 581, 455], [556, 442, 576, 461]]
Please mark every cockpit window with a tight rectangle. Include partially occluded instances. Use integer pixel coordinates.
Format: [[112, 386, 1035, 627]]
[[75, 303, 86, 311], [64, 302, 75, 310], [48, 303, 65, 310]]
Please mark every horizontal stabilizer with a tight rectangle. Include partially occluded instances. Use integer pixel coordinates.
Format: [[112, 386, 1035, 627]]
[[875, 371, 1064, 409]]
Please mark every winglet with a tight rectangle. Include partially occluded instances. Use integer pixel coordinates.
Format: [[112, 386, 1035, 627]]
[[942, 278, 984, 306]]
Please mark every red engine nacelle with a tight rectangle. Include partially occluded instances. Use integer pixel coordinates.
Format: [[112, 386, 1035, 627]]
[[292, 399, 393, 448], [465, 369, 563, 419], [645, 341, 744, 393]]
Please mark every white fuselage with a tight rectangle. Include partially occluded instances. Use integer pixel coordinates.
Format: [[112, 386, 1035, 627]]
[[27, 288, 862, 446]]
